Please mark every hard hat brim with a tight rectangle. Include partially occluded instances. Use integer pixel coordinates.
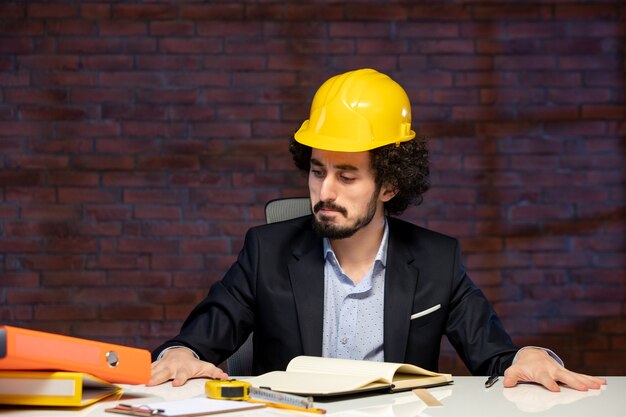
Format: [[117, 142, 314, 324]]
[[295, 121, 416, 153]]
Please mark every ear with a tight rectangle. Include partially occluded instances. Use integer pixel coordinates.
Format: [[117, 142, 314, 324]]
[[379, 183, 398, 203]]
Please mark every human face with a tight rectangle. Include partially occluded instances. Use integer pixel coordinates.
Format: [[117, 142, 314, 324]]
[[308, 149, 386, 239]]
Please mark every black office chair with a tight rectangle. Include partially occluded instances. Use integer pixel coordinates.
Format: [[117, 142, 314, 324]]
[[226, 197, 312, 376]]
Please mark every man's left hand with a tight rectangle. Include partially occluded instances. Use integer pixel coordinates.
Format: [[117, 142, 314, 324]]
[[503, 348, 606, 392]]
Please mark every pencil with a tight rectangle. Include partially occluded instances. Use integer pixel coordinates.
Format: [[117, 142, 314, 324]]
[[248, 399, 327, 414]]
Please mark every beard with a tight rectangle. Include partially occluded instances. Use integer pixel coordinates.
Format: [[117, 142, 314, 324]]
[[311, 190, 379, 240]]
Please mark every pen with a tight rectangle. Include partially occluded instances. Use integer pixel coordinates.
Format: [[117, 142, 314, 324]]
[[484, 373, 499, 389], [248, 399, 327, 414]]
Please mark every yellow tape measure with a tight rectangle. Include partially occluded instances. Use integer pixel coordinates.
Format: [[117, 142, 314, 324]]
[[205, 379, 326, 414], [205, 379, 251, 401]]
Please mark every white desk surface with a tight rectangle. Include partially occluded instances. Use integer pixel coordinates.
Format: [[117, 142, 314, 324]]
[[1, 376, 624, 417]]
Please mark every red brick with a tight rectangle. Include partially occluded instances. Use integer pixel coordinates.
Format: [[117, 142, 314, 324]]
[[108, 271, 172, 287], [57, 38, 121, 54], [0, 20, 42, 36], [45, 238, 97, 253], [99, 21, 147, 36], [345, 5, 407, 20], [179, 4, 243, 20], [81, 3, 110, 19], [14, 255, 84, 271], [0, 72, 29, 86], [96, 139, 159, 154], [124, 189, 187, 204], [102, 104, 167, 121], [159, 39, 222, 54], [150, 21, 195, 36], [84, 206, 130, 222], [555, 5, 618, 20], [71, 88, 132, 103], [58, 188, 121, 203], [48, 171, 99, 186], [192, 122, 251, 138], [6, 155, 69, 170], [101, 304, 164, 320], [82, 55, 134, 70], [136, 90, 199, 105], [0, 239, 42, 253], [72, 155, 135, 170], [4, 188, 55, 203], [134, 206, 181, 220], [0, 4, 25, 18], [103, 172, 166, 187], [100, 72, 164, 87], [124, 38, 157, 53], [137, 156, 200, 171], [152, 255, 203, 270], [411, 40, 473, 54], [32, 71, 97, 87], [21, 205, 81, 220], [182, 239, 229, 254], [0, 171, 43, 186], [8, 289, 70, 304], [473, 5, 549, 20], [35, 305, 97, 321], [87, 254, 149, 270], [27, 3, 78, 18], [5, 88, 68, 104], [47, 20, 96, 35], [118, 238, 179, 254], [122, 122, 186, 138], [136, 55, 201, 70], [20, 106, 93, 121], [112, 4, 177, 19], [0, 272, 40, 287], [167, 72, 230, 87]]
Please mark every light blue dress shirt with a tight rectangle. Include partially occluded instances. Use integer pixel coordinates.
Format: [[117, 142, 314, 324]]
[[321, 221, 389, 362]]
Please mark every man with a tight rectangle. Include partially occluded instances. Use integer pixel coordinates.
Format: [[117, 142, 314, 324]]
[[150, 69, 605, 392]]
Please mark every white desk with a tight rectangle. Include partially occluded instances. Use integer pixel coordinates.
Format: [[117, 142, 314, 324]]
[[1, 377, 624, 417]]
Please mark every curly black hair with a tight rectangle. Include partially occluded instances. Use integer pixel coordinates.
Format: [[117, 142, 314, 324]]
[[288, 137, 430, 215]]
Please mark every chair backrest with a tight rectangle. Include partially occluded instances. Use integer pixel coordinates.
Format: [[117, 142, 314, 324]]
[[226, 197, 311, 376], [265, 197, 312, 224]]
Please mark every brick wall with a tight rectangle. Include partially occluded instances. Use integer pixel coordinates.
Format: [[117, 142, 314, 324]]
[[0, 1, 624, 376]]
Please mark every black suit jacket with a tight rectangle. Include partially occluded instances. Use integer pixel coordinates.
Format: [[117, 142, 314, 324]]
[[153, 216, 518, 375]]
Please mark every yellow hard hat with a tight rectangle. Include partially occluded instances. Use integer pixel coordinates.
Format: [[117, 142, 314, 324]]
[[294, 68, 415, 152]]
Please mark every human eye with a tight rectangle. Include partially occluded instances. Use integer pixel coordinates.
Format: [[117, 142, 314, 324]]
[[311, 168, 325, 178]]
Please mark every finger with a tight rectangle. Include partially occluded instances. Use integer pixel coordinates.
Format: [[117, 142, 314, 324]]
[[147, 366, 172, 387], [502, 375, 519, 388], [557, 371, 605, 391], [172, 367, 192, 387], [502, 366, 528, 388], [535, 372, 560, 392]]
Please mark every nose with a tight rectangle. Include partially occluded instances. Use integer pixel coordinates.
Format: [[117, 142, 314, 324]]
[[318, 175, 337, 202]]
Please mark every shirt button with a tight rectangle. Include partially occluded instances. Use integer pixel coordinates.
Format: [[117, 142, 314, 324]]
[[340, 337, 348, 345]]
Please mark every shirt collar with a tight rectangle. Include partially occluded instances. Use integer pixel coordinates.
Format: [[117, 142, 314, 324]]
[[323, 218, 389, 268]]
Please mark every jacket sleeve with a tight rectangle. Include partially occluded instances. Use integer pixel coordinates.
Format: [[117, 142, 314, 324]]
[[444, 240, 519, 375]]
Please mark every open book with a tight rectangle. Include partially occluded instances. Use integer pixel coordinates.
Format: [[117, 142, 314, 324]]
[[246, 356, 452, 397]]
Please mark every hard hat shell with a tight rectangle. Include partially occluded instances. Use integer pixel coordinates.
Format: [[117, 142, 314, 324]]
[[294, 68, 415, 152]]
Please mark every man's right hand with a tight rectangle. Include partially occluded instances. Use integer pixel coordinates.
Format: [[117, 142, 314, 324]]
[[148, 347, 229, 386]]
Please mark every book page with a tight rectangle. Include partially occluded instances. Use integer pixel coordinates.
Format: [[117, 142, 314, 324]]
[[286, 356, 423, 383], [247, 371, 390, 395]]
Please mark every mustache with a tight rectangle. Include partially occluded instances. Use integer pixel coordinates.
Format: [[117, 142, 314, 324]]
[[313, 201, 347, 216]]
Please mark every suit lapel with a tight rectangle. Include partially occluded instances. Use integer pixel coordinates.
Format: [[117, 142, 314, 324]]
[[384, 219, 420, 363], [288, 230, 325, 357]]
